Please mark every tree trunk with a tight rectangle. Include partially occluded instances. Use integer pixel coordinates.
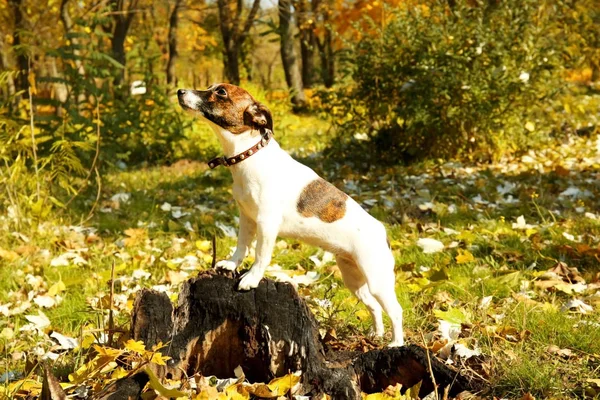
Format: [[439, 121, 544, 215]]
[[217, 0, 261, 85], [0, 37, 16, 102], [223, 45, 241, 85], [8, 0, 29, 94], [279, 0, 306, 108], [111, 23, 127, 86], [315, 0, 335, 88], [109, 0, 138, 88], [128, 272, 481, 399], [296, 0, 316, 88], [166, 0, 183, 87], [60, 0, 86, 106]]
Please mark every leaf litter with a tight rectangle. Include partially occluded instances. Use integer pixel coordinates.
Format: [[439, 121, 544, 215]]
[[1, 135, 600, 398]]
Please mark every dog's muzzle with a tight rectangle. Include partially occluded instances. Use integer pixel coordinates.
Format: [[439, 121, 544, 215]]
[[177, 89, 201, 112]]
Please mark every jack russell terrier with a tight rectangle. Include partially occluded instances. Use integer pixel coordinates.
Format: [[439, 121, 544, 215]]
[[177, 84, 404, 346]]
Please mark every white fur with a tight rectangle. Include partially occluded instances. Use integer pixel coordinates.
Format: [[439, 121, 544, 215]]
[[181, 91, 404, 346]]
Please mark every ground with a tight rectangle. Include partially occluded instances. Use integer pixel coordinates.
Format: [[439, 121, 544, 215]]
[[1, 114, 600, 399]]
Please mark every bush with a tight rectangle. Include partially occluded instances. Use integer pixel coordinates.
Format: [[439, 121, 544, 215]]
[[323, 0, 582, 162]]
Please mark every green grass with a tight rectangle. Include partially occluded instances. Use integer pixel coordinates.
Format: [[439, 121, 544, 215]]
[[1, 112, 600, 398]]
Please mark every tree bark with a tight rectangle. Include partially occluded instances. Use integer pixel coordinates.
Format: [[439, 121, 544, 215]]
[[166, 0, 183, 87], [314, 0, 335, 87], [60, 0, 86, 106], [217, 0, 261, 85], [7, 0, 29, 94], [279, 0, 306, 108], [109, 0, 139, 88], [0, 37, 16, 101], [129, 272, 481, 399], [295, 0, 316, 88]]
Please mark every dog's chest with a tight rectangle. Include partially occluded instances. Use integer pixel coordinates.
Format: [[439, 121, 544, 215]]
[[231, 175, 262, 219]]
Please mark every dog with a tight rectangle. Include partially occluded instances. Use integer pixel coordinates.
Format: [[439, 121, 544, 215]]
[[177, 84, 404, 346]]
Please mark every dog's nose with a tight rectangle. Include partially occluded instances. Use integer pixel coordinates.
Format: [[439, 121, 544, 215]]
[[177, 89, 186, 97]]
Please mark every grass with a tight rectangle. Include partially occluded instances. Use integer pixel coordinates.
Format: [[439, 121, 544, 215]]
[[1, 108, 600, 398]]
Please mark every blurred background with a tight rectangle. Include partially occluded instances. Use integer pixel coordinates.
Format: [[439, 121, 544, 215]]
[[0, 0, 599, 214]]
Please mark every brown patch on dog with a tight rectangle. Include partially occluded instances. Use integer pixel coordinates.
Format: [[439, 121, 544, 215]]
[[297, 179, 348, 223]]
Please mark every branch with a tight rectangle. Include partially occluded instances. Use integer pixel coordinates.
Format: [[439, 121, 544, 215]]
[[239, 0, 261, 42]]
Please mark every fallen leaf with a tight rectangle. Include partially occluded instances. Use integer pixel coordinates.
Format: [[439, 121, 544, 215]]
[[146, 367, 187, 398], [417, 238, 444, 253], [561, 298, 593, 314], [41, 364, 67, 400], [546, 345, 573, 359], [455, 249, 475, 264], [49, 331, 78, 350]]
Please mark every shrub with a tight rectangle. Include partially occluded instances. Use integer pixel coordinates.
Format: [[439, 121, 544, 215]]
[[323, 0, 580, 162]]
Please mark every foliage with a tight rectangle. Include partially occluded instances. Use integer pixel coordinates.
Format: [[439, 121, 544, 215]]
[[322, 0, 591, 162]]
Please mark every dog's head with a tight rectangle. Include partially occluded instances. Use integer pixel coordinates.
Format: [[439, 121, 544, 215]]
[[177, 84, 273, 135]]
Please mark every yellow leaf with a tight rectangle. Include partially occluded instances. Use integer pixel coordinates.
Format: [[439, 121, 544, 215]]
[[28, 70, 37, 95], [48, 280, 66, 296], [223, 385, 250, 399], [356, 309, 371, 321], [124, 339, 146, 355], [146, 367, 187, 398], [249, 373, 301, 398], [362, 393, 400, 399], [0, 248, 19, 261], [525, 121, 535, 132], [68, 354, 118, 384], [149, 352, 170, 366], [196, 240, 212, 252], [0, 327, 14, 340], [267, 373, 301, 396], [111, 367, 128, 380], [93, 345, 123, 357], [455, 249, 475, 264], [81, 334, 95, 349]]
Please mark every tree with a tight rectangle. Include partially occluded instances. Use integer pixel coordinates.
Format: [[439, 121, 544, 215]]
[[314, 0, 335, 88], [279, 0, 306, 107], [7, 0, 28, 93], [295, 0, 317, 88], [166, 0, 184, 86], [109, 0, 140, 87], [60, 0, 86, 104], [216, 0, 261, 85]]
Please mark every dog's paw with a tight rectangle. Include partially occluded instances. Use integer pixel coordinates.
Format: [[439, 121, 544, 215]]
[[387, 339, 405, 348], [215, 260, 238, 271], [237, 270, 263, 291], [368, 326, 385, 339]]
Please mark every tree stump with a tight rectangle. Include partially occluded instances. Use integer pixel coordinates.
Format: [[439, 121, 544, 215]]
[[130, 271, 480, 399]]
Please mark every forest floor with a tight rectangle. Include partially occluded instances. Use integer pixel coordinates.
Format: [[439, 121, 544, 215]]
[[1, 118, 600, 399]]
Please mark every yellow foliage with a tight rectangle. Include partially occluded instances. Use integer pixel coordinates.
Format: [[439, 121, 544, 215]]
[[146, 368, 187, 398], [124, 339, 146, 355], [455, 249, 475, 264]]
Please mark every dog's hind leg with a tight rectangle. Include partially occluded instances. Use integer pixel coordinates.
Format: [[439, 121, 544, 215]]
[[336, 255, 384, 337], [354, 249, 404, 347]]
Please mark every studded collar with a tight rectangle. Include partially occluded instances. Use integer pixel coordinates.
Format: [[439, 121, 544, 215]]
[[207, 130, 272, 169]]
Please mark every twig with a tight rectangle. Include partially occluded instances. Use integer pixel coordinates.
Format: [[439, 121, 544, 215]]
[[27, 59, 41, 202], [420, 331, 439, 400], [211, 233, 217, 269], [81, 167, 102, 224], [107, 260, 115, 347], [64, 100, 102, 210]]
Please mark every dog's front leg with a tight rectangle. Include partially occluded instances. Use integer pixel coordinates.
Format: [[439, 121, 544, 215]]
[[216, 211, 256, 271], [237, 215, 280, 290]]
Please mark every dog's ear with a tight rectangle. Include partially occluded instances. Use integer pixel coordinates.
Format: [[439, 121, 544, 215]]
[[245, 102, 273, 134]]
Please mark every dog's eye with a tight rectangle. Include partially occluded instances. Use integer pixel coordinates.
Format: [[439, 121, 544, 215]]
[[215, 87, 227, 97]]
